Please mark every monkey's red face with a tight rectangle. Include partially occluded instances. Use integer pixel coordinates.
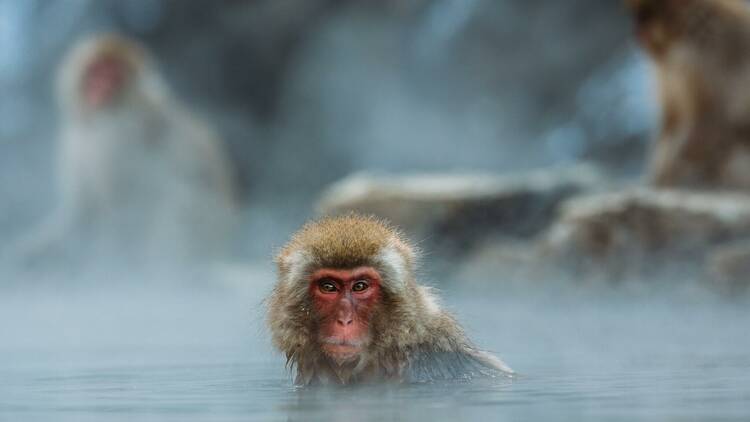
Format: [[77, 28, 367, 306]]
[[310, 267, 382, 364], [83, 55, 129, 108]]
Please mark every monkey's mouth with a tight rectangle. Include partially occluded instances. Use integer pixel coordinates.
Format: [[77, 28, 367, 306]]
[[320, 338, 364, 362], [85, 79, 120, 108]]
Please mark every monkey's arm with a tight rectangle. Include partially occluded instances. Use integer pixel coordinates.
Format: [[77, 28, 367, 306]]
[[6, 205, 86, 267], [648, 135, 683, 186], [406, 344, 514, 382], [6, 132, 96, 266], [167, 107, 237, 205]]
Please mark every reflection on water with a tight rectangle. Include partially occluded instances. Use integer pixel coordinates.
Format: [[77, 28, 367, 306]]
[[1, 276, 749, 421]]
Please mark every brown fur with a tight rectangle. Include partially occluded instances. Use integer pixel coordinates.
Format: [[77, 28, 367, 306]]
[[277, 215, 415, 271], [267, 214, 513, 385], [626, 0, 750, 189]]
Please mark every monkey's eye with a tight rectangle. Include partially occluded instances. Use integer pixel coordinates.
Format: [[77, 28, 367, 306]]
[[318, 279, 338, 293], [352, 280, 369, 292]]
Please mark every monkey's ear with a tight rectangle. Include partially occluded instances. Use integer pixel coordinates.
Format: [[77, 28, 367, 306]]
[[276, 249, 312, 285], [376, 242, 414, 291], [392, 235, 421, 267]]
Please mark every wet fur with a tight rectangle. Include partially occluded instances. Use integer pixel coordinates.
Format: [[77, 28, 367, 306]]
[[268, 214, 512, 385]]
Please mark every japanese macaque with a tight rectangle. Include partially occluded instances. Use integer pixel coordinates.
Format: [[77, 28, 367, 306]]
[[625, 0, 750, 189], [267, 214, 513, 385], [13, 34, 237, 266]]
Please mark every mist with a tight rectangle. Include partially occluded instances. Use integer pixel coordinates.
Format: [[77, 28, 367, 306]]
[[1, 1, 749, 421]]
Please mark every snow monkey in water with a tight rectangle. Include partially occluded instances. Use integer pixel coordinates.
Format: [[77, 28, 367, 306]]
[[626, 0, 750, 189], [13, 34, 237, 266], [267, 214, 513, 385]]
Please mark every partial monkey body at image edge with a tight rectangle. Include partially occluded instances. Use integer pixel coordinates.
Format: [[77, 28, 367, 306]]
[[626, 0, 750, 189], [267, 214, 513, 385]]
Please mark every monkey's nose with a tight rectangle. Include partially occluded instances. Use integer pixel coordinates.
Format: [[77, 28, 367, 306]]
[[337, 316, 353, 326]]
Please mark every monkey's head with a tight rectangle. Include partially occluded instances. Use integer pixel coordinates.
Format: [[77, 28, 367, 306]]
[[269, 214, 429, 376], [624, 0, 688, 56], [57, 34, 154, 114], [625, 0, 748, 58]]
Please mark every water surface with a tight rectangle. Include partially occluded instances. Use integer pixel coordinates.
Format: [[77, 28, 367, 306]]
[[1, 275, 748, 421]]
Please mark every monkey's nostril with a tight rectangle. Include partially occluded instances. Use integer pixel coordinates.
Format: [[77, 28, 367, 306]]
[[337, 317, 353, 326]]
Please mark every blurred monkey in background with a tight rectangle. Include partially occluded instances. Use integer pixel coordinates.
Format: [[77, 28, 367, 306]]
[[11, 34, 237, 268], [626, 0, 750, 189]]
